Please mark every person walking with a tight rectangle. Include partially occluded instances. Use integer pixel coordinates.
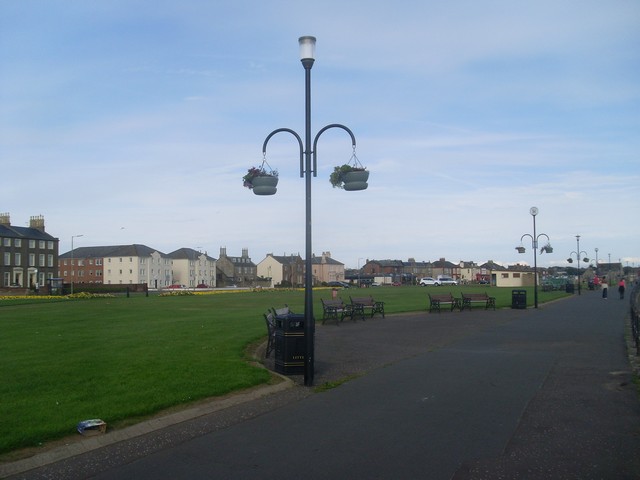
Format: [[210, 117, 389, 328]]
[[602, 279, 609, 299], [618, 279, 626, 300]]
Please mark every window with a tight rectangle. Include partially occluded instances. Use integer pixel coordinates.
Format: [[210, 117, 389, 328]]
[[3, 238, 10, 246], [14, 239, 21, 247], [14, 253, 21, 265], [29, 240, 36, 248], [48, 241, 54, 249], [39, 254, 45, 267], [29, 254, 36, 266], [513, 273, 521, 278], [3, 253, 10, 265], [39, 240, 45, 249], [48, 254, 54, 267], [96, 259, 102, 265]]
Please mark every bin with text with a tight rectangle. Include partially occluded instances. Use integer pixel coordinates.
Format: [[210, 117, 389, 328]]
[[274, 313, 306, 375]]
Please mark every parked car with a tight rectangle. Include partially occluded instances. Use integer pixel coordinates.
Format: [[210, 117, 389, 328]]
[[327, 281, 350, 288], [419, 277, 437, 286], [436, 276, 458, 286], [166, 284, 186, 289]]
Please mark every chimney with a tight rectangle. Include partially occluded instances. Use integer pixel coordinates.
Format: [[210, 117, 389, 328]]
[[30, 215, 45, 232], [0, 212, 9, 226]]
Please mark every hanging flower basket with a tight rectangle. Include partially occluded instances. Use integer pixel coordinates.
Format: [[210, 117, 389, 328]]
[[541, 243, 553, 254], [329, 152, 368, 191], [516, 246, 526, 254], [243, 161, 278, 196]]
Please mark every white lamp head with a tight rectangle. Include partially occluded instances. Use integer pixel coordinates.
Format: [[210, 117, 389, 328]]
[[299, 36, 317, 61]]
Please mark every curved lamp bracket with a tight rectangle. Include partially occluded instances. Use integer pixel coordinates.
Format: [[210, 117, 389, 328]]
[[312, 124, 357, 177], [262, 128, 304, 177]]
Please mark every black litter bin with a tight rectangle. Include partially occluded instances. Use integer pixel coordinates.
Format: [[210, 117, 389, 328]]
[[511, 289, 527, 309], [565, 283, 575, 294], [274, 313, 305, 375]]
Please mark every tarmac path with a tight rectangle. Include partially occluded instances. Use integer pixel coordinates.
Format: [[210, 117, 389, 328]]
[[4, 289, 640, 479]]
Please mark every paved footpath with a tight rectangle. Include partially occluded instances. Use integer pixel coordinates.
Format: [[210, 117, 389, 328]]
[[4, 290, 640, 479]]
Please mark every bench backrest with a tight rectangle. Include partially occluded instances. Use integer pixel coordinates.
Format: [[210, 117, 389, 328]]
[[322, 298, 344, 307], [350, 296, 375, 305], [272, 305, 291, 316], [462, 293, 490, 299], [429, 293, 454, 301]]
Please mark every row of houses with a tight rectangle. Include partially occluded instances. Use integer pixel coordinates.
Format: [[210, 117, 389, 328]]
[[56, 248, 344, 289], [0, 214, 628, 292], [357, 257, 627, 287]]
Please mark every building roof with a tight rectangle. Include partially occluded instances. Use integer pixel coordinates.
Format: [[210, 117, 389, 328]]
[[367, 259, 405, 268], [0, 224, 57, 242], [167, 248, 216, 261], [269, 254, 303, 265], [59, 244, 165, 258], [311, 255, 343, 266]]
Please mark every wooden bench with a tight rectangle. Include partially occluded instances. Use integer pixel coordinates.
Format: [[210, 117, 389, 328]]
[[321, 298, 355, 324], [428, 293, 461, 313], [461, 292, 496, 311], [350, 296, 385, 319]]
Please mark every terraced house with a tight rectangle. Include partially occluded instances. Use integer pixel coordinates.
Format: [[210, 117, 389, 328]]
[[0, 213, 59, 290]]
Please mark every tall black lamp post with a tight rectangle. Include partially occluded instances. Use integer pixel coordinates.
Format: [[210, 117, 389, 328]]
[[516, 207, 552, 309], [257, 36, 364, 386], [567, 234, 589, 295]]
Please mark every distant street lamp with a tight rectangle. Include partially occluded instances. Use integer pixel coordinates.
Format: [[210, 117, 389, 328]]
[[254, 36, 365, 386], [567, 234, 589, 295], [70, 234, 84, 294], [515, 207, 552, 309]]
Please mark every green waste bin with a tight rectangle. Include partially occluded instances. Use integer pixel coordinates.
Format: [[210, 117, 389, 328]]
[[565, 283, 575, 294], [511, 289, 527, 309], [274, 314, 305, 375]]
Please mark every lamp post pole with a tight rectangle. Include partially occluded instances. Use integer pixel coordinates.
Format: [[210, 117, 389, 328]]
[[568, 234, 589, 295], [260, 37, 363, 386], [70, 234, 84, 294], [517, 207, 550, 309]]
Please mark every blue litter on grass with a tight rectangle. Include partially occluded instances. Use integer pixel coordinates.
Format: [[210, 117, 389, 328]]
[[77, 419, 107, 436]]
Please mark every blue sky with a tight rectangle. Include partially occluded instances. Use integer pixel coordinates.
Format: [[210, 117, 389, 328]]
[[1, 0, 638, 269]]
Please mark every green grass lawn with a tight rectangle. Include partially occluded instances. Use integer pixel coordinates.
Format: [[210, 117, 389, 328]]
[[0, 285, 567, 456]]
